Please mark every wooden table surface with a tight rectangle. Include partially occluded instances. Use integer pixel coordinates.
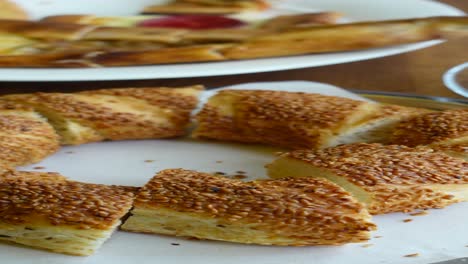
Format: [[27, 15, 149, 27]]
[[0, 0, 467, 98]]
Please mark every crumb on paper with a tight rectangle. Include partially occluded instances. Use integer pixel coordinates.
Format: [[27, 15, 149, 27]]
[[33, 166, 45, 170], [374, 235, 383, 238], [144, 160, 155, 163], [404, 253, 419, 257], [409, 211, 428, 216], [232, 174, 248, 179], [361, 244, 373, 248], [403, 219, 413, 223], [214, 171, 226, 175], [215, 160, 223, 163], [236, 170, 246, 174], [171, 243, 180, 246]]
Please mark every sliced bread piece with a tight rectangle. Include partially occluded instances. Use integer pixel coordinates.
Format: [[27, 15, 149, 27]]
[[193, 89, 427, 149], [267, 143, 468, 214], [0, 99, 59, 167], [0, 170, 135, 255], [2, 86, 203, 145], [121, 168, 376, 246], [390, 109, 468, 159]]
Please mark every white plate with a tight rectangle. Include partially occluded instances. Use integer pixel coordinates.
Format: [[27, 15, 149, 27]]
[[2, 0, 465, 81], [2, 81, 466, 264]]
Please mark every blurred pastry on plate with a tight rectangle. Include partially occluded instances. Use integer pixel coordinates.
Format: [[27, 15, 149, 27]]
[[0, 99, 59, 167], [193, 89, 427, 149], [0, 170, 135, 255], [267, 143, 468, 214], [143, 0, 270, 15], [2, 86, 203, 145], [121, 169, 376, 246], [0, 0, 28, 20]]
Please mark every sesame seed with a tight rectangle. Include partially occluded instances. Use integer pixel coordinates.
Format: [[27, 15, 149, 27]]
[[409, 211, 429, 216]]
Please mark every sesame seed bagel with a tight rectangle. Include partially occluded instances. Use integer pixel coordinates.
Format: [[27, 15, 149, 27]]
[[193, 89, 427, 149], [0, 170, 135, 256], [0, 99, 59, 167], [390, 109, 468, 159], [122, 169, 376, 246], [2, 86, 203, 145], [267, 143, 468, 215]]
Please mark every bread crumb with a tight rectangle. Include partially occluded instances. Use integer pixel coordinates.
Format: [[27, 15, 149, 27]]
[[374, 235, 383, 238], [144, 160, 155, 163], [232, 174, 248, 179], [171, 243, 180, 246], [361, 244, 373, 248], [404, 253, 419, 257], [236, 170, 246, 174], [215, 161, 223, 163], [409, 211, 428, 216], [33, 166, 45, 170], [214, 172, 226, 175], [403, 219, 413, 223]]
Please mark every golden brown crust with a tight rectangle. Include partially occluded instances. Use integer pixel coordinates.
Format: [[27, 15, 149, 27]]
[[0, 99, 60, 167], [390, 109, 468, 147], [0, 0, 28, 20], [82, 26, 186, 43], [90, 45, 228, 66], [0, 170, 134, 229], [0, 19, 94, 41], [40, 15, 93, 24], [259, 12, 343, 31], [275, 143, 467, 214], [3, 86, 203, 145], [129, 169, 375, 245], [0, 52, 92, 68], [193, 89, 376, 149], [222, 16, 467, 59]]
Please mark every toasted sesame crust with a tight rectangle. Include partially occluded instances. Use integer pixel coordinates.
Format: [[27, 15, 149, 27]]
[[0, 170, 134, 229], [193, 89, 377, 149], [283, 143, 467, 186], [391, 109, 468, 147], [126, 169, 376, 246], [0, 99, 60, 167], [2, 86, 203, 145], [271, 143, 467, 214], [431, 142, 468, 161]]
